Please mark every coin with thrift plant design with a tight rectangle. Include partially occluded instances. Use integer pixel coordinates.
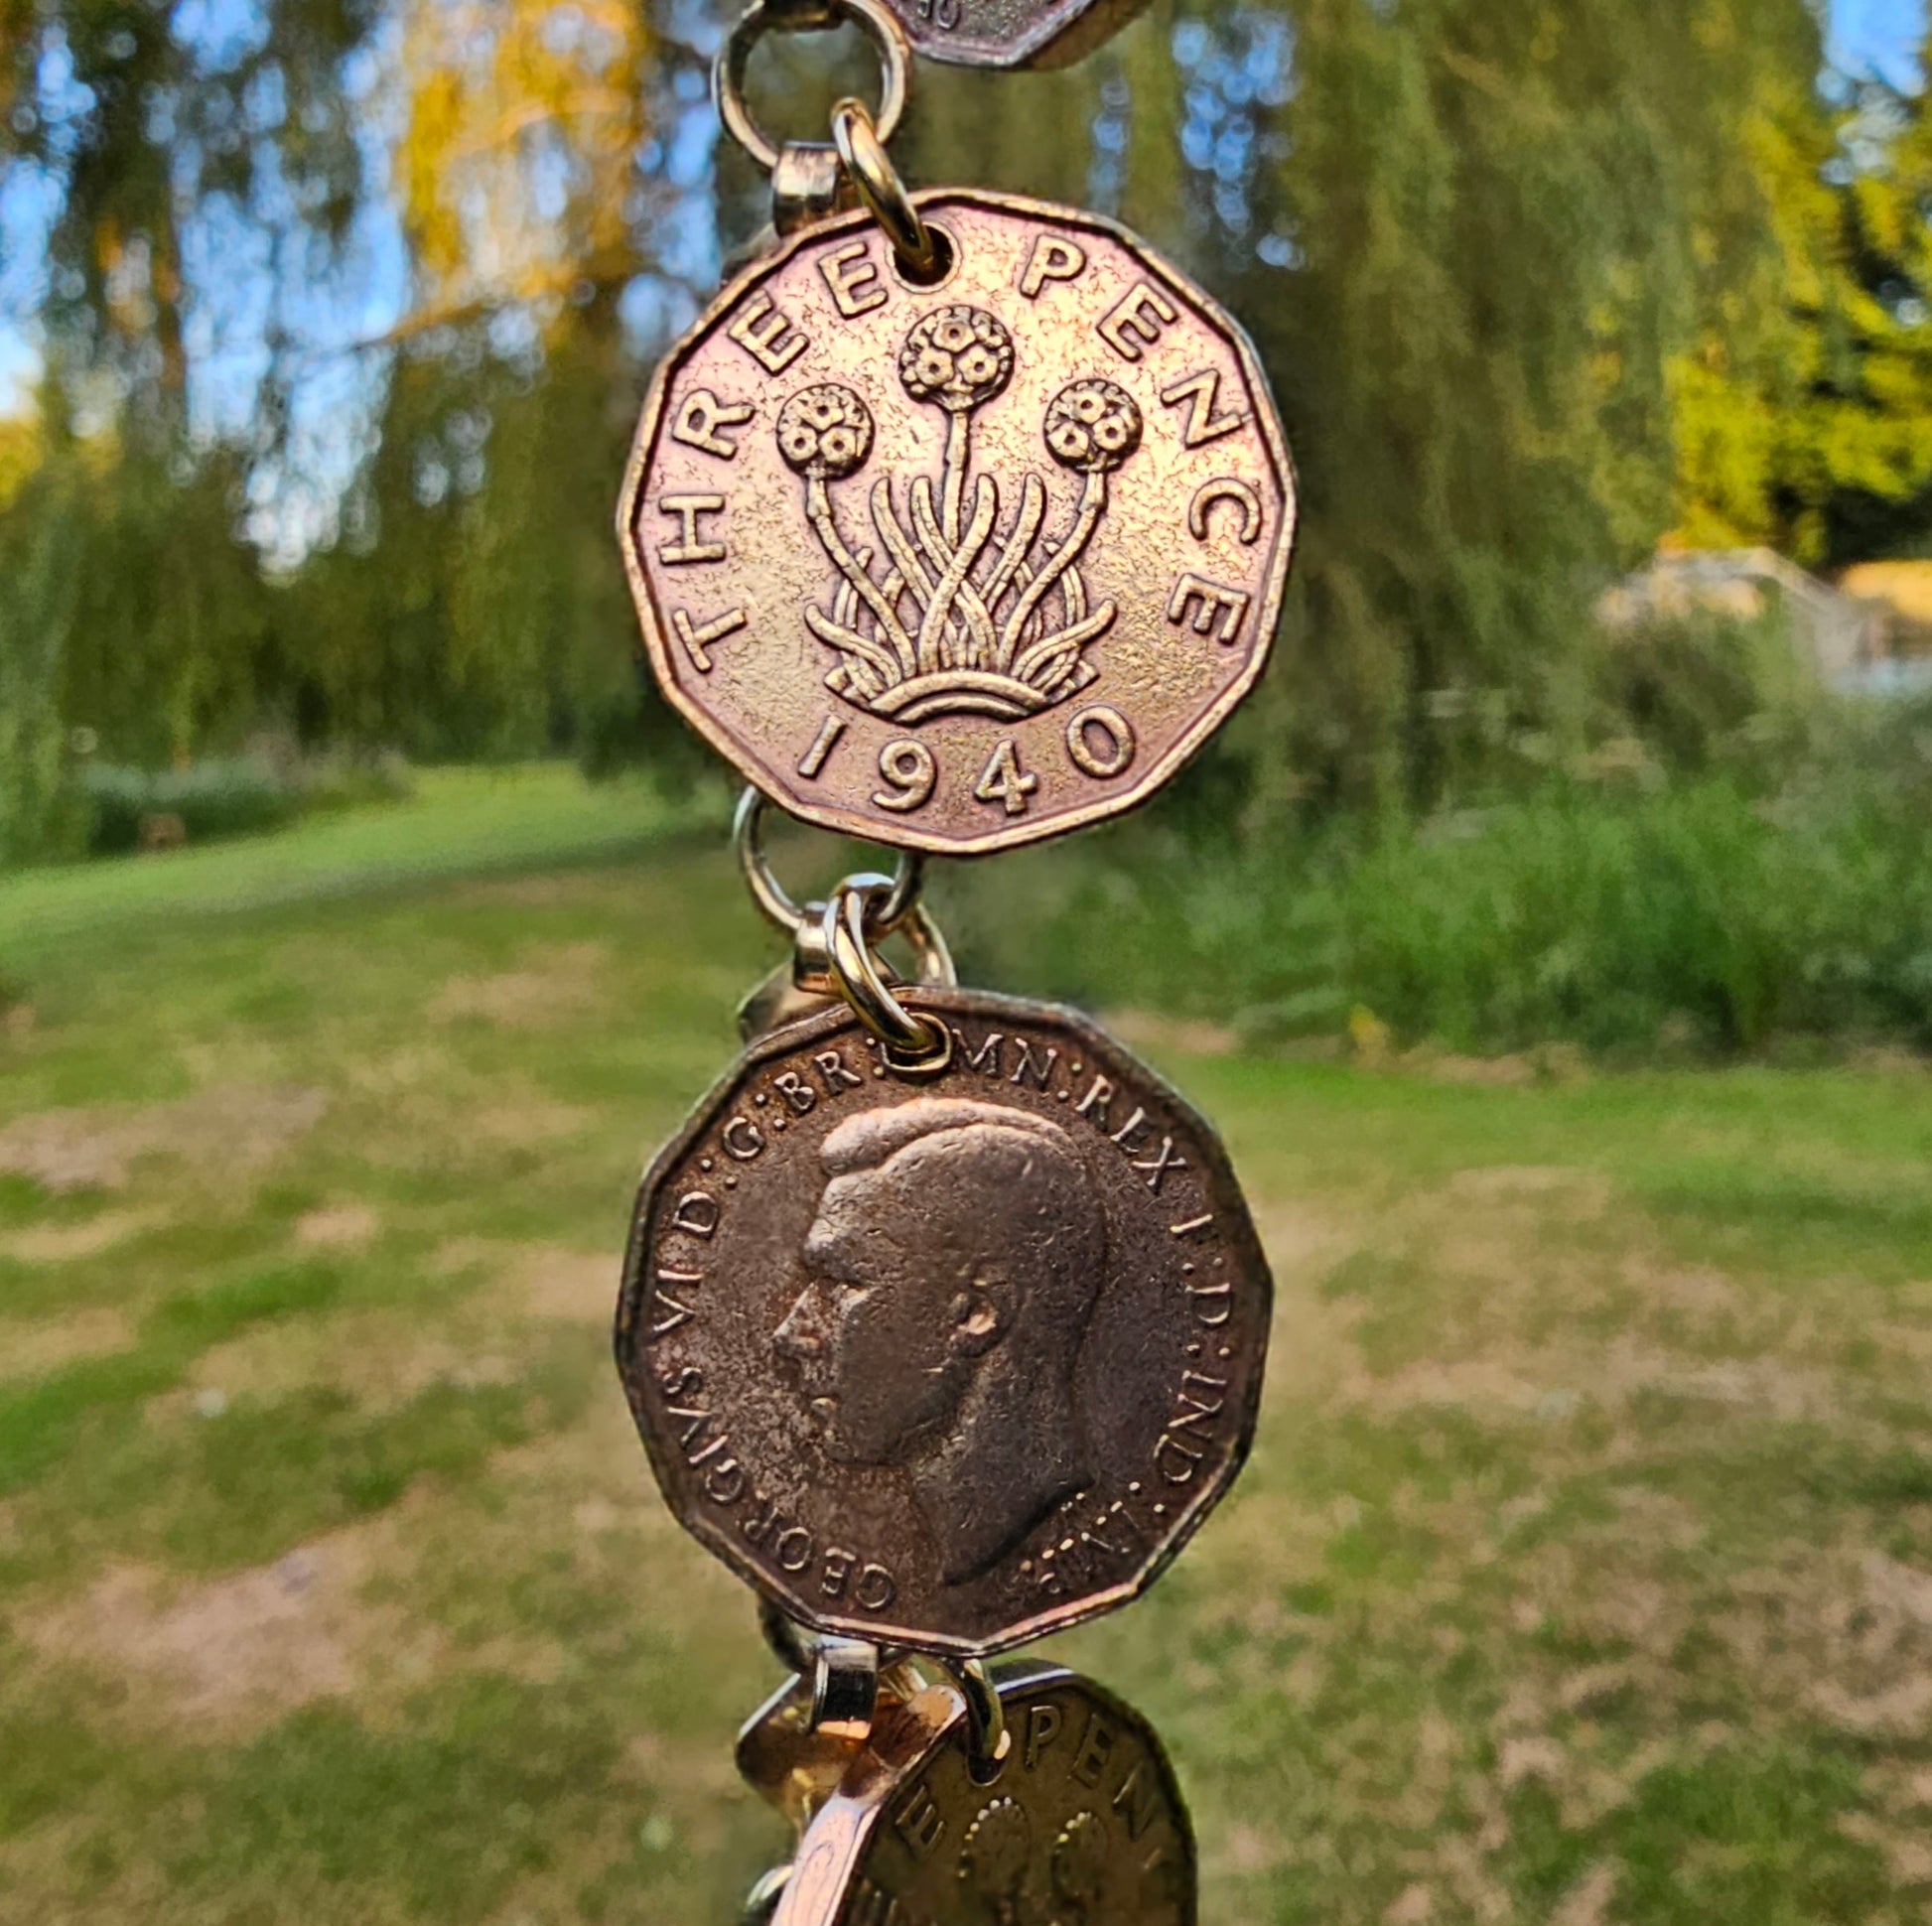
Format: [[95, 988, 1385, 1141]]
[[618, 190, 1297, 855], [766, 1662, 1195, 1926]]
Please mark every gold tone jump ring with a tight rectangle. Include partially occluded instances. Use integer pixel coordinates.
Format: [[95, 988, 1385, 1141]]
[[831, 96, 936, 278], [735, 787, 922, 936], [791, 871, 957, 1020], [933, 1657, 1012, 1785], [717, 0, 911, 176], [823, 882, 951, 1067], [754, 1602, 881, 1742], [836, 878, 957, 989], [758, 1597, 813, 1674], [822, 881, 935, 1056]]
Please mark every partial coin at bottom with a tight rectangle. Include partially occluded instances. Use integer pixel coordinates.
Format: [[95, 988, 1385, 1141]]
[[773, 1660, 1194, 1925]]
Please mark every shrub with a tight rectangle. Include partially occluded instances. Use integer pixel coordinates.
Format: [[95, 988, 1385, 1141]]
[[78, 754, 412, 858], [81, 760, 304, 857], [0, 465, 84, 868], [941, 694, 1932, 1059]]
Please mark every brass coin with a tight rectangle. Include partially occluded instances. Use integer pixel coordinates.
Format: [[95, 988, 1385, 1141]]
[[615, 989, 1272, 1656], [883, 0, 1153, 69], [617, 191, 1297, 856], [771, 1660, 1195, 1925]]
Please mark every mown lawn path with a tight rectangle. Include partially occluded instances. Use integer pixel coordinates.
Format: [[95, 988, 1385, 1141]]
[[4, 775, 1932, 1923]]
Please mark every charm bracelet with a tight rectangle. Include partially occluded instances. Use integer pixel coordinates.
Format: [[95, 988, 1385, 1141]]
[[611, 0, 1298, 1913]]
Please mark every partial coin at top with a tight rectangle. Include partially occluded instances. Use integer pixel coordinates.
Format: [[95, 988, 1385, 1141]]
[[614, 988, 1273, 1657], [881, 0, 1152, 69], [617, 190, 1297, 856]]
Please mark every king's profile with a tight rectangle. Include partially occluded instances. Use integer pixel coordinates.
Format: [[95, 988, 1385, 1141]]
[[773, 1097, 1109, 1584]]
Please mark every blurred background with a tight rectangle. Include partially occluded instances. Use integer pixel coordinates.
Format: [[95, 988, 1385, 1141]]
[[9, 0, 1932, 1050], [7, 0, 1932, 1921]]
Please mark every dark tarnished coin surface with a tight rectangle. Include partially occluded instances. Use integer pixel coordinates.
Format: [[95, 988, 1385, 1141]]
[[617, 190, 1297, 856], [772, 1661, 1195, 1925], [883, 0, 1151, 69], [615, 989, 1272, 1657]]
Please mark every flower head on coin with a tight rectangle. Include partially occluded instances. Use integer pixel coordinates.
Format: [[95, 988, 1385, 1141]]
[[776, 383, 875, 480], [1053, 1811, 1108, 1907], [899, 306, 1015, 415], [1044, 377, 1143, 476], [961, 1795, 1033, 1902]]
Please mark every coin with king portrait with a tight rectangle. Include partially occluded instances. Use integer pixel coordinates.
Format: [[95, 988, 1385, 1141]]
[[615, 990, 1272, 1656], [617, 191, 1297, 855]]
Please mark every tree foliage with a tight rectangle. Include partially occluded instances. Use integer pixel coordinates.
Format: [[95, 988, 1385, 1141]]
[[1673, 70, 1932, 568], [2, 0, 1931, 862], [1185, 0, 1829, 809]]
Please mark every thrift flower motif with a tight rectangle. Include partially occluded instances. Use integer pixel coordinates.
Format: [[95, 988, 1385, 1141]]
[[784, 330, 1135, 724], [898, 307, 1015, 414], [776, 384, 875, 479], [1043, 378, 1143, 475]]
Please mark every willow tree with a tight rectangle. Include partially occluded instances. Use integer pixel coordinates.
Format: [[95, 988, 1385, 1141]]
[[0, 412, 72, 865], [1114, 0, 1832, 814], [278, 0, 660, 757], [1673, 49, 1932, 568], [0, 0, 377, 848], [0, 0, 674, 806]]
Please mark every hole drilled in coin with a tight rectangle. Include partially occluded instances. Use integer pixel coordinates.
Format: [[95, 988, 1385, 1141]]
[[894, 221, 957, 289]]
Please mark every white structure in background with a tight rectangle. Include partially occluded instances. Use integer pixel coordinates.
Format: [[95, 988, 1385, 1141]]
[[1596, 548, 1911, 693]]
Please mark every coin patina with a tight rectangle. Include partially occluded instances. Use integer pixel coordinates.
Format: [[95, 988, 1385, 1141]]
[[618, 190, 1297, 856], [882, 0, 1152, 69], [615, 989, 1272, 1657], [771, 1661, 1195, 1925]]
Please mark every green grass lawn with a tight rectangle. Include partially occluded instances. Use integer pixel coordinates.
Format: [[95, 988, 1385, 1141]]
[[5, 767, 1932, 1923], [0, 764, 682, 977]]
